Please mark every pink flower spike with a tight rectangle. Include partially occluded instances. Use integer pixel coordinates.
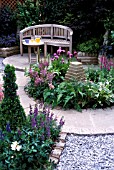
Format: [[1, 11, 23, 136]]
[[51, 58, 55, 61], [67, 51, 70, 55], [74, 51, 77, 55], [69, 53, 73, 57], [55, 55, 59, 59], [53, 53, 57, 56], [48, 83, 54, 90]]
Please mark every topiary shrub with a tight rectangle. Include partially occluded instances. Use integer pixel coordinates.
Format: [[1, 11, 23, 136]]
[[0, 64, 26, 130]]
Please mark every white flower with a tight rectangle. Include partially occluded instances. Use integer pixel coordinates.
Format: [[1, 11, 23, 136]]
[[11, 141, 22, 151], [16, 145, 22, 151]]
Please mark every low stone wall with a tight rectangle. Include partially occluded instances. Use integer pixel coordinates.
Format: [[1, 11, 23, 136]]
[[0, 46, 19, 58], [77, 52, 98, 65]]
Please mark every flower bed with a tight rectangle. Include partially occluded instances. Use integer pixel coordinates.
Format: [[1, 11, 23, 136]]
[[25, 48, 114, 112], [0, 64, 64, 169]]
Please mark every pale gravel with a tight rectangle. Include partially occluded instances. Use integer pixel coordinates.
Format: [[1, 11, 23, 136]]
[[55, 134, 114, 170]]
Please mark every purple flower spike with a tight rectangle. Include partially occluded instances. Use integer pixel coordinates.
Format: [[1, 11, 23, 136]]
[[59, 117, 65, 127], [29, 105, 33, 115], [41, 134, 44, 141], [6, 122, 11, 132], [43, 61, 49, 67], [17, 129, 21, 136], [46, 126, 51, 138], [50, 113, 54, 121], [0, 129, 4, 140], [34, 106, 38, 117], [31, 117, 37, 128]]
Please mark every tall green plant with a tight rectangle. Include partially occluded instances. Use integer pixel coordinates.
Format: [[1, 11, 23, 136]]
[[0, 65, 26, 130], [16, 0, 41, 29]]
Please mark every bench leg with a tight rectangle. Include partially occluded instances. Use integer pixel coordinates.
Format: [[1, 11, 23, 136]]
[[28, 46, 31, 64], [51, 46, 53, 54], [44, 42, 47, 60]]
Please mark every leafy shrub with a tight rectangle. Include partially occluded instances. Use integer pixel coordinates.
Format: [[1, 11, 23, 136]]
[[0, 104, 64, 170], [76, 38, 100, 53], [0, 6, 17, 35], [16, 0, 41, 29], [0, 34, 18, 48], [0, 65, 26, 130]]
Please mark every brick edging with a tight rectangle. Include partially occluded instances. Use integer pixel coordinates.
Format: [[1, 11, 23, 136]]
[[49, 132, 67, 164]]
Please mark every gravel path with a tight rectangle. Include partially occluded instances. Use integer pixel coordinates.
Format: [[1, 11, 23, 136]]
[[55, 134, 114, 170]]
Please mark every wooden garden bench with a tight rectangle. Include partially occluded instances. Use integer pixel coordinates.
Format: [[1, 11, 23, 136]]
[[20, 24, 73, 57]]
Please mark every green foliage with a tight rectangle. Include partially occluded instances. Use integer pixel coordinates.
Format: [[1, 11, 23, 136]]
[[0, 6, 17, 36], [15, 0, 41, 29], [0, 104, 64, 169], [77, 38, 100, 53], [0, 65, 26, 130], [41, 0, 114, 44], [25, 49, 114, 112]]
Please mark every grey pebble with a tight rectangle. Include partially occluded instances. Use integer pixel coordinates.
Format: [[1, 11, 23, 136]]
[[55, 134, 114, 170]]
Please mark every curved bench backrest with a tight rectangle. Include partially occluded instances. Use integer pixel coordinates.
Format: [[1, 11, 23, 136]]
[[20, 24, 73, 55]]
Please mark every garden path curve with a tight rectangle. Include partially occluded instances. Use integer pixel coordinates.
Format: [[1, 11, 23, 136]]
[[2, 54, 114, 134]]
